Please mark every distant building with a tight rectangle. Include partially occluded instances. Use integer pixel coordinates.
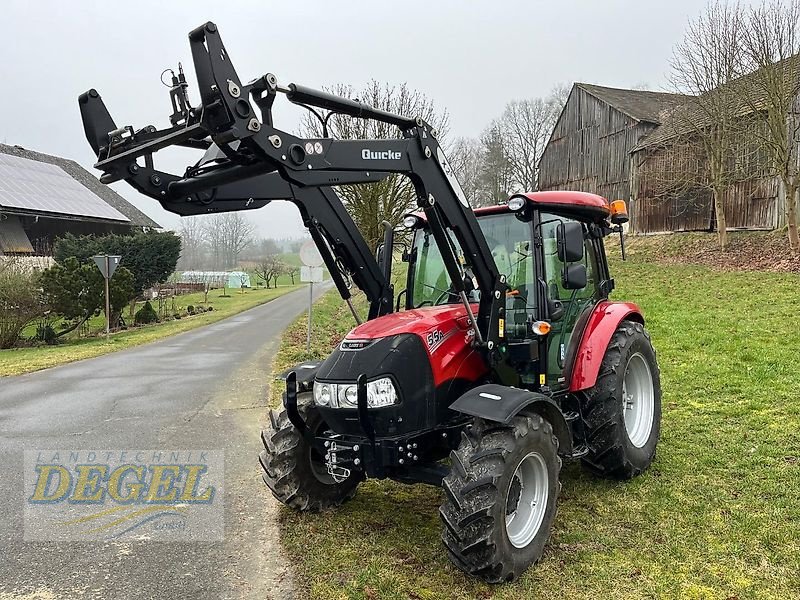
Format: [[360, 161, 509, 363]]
[[0, 144, 159, 256], [540, 68, 799, 234], [179, 271, 252, 289], [628, 58, 800, 233], [538, 83, 687, 220]]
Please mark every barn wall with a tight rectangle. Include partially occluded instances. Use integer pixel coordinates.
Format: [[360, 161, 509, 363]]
[[538, 87, 657, 202], [630, 133, 781, 234], [17, 216, 136, 256]]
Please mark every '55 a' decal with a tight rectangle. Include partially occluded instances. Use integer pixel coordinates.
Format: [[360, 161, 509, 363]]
[[426, 327, 456, 353]]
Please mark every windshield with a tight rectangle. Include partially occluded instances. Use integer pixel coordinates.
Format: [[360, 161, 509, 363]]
[[410, 213, 534, 308]]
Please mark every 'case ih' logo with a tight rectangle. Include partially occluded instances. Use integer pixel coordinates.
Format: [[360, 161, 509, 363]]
[[362, 149, 402, 160], [340, 339, 374, 351]]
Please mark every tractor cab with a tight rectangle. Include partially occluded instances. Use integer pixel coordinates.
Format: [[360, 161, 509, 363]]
[[402, 191, 624, 392]]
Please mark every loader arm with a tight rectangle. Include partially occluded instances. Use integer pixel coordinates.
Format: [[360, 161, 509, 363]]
[[79, 21, 512, 378]]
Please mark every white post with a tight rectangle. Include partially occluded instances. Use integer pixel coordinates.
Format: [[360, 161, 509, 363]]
[[104, 255, 110, 340], [306, 281, 313, 352]]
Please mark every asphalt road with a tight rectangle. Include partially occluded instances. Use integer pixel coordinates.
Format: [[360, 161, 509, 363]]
[[0, 284, 328, 600]]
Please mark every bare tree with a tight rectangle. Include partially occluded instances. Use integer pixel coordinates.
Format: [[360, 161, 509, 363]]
[[300, 80, 449, 250], [496, 86, 569, 193], [254, 254, 284, 289], [668, 0, 748, 249], [202, 213, 255, 269], [447, 137, 484, 207], [740, 0, 800, 252], [177, 216, 206, 269]]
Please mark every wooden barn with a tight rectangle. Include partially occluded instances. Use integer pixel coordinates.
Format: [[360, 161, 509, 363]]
[[540, 66, 799, 234], [629, 116, 781, 233], [538, 83, 688, 206], [628, 58, 800, 233], [0, 143, 159, 256]]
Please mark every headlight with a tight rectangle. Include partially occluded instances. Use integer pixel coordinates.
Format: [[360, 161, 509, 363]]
[[366, 377, 398, 408], [313, 378, 399, 408], [338, 384, 358, 408], [313, 382, 334, 406]]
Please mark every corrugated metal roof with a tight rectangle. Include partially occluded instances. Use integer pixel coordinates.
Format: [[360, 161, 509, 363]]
[[0, 144, 160, 228], [0, 215, 34, 253], [576, 84, 690, 123]]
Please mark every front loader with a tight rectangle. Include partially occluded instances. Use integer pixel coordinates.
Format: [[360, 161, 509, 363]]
[[80, 22, 661, 583]]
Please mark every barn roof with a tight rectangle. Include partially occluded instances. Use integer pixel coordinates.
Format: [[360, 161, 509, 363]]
[[633, 54, 800, 151], [575, 83, 690, 124], [0, 143, 160, 228]]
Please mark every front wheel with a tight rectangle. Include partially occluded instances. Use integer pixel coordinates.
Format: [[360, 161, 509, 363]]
[[260, 393, 360, 511], [439, 414, 561, 583], [581, 320, 662, 479]]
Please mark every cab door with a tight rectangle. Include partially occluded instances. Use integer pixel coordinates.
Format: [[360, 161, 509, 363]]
[[538, 213, 601, 390]]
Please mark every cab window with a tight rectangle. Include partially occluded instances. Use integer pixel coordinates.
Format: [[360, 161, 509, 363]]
[[410, 214, 533, 309]]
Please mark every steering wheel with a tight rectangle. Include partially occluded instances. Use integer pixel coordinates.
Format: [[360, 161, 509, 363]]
[[415, 289, 452, 308]]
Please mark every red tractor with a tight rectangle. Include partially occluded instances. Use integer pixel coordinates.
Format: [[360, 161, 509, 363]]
[[80, 23, 661, 583]]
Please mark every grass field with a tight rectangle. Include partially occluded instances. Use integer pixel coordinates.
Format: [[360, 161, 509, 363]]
[[270, 257, 800, 599], [0, 285, 300, 377]]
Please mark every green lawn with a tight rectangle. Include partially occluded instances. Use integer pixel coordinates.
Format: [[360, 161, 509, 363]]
[[270, 259, 800, 599], [0, 285, 300, 377]]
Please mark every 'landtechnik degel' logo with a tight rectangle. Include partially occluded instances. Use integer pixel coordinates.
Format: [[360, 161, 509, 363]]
[[24, 449, 223, 541]]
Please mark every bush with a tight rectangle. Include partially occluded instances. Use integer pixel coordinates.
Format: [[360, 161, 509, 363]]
[[134, 301, 159, 325], [187, 304, 195, 315], [40, 257, 135, 337], [35, 323, 58, 344], [54, 231, 181, 296], [0, 262, 45, 349]]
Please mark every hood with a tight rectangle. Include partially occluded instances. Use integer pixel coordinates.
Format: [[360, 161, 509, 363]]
[[346, 304, 476, 340]]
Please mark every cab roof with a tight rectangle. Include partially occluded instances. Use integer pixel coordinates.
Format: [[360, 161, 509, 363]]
[[410, 191, 611, 224], [477, 191, 610, 221]]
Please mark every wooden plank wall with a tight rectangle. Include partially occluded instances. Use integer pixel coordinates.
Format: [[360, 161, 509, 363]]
[[542, 87, 789, 233], [538, 87, 656, 202], [630, 138, 781, 233]]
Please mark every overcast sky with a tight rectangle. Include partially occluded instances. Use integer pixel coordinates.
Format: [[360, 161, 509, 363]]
[[1, 0, 732, 238]]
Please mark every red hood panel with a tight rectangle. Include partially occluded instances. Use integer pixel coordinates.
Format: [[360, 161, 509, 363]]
[[347, 304, 474, 340], [346, 304, 486, 387]]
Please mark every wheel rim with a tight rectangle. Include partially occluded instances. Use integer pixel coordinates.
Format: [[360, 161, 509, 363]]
[[622, 352, 655, 448], [504, 451, 549, 549]]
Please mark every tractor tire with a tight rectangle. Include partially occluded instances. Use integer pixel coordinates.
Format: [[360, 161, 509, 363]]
[[581, 320, 661, 479], [260, 392, 360, 511], [439, 414, 561, 583]]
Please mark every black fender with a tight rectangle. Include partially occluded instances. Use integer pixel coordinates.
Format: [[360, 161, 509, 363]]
[[276, 360, 323, 393], [449, 384, 573, 455]]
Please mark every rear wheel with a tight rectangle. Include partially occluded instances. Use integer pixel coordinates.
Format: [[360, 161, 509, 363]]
[[260, 392, 360, 511], [581, 320, 661, 479], [439, 414, 560, 583]]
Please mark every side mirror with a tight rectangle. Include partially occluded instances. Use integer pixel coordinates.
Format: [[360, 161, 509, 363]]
[[562, 263, 587, 290], [557, 222, 584, 263], [375, 243, 385, 265]]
